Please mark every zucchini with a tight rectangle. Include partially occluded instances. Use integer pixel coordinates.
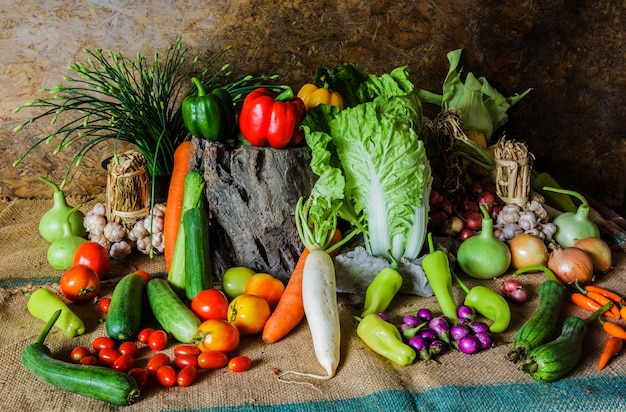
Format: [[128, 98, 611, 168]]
[[184, 206, 213, 301], [168, 170, 206, 296], [146, 278, 201, 343], [517, 315, 586, 382], [22, 310, 139, 406], [106, 273, 147, 341], [507, 280, 565, 362]]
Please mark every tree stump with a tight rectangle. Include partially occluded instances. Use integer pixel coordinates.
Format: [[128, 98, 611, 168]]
[[190, 137, 316, 283]]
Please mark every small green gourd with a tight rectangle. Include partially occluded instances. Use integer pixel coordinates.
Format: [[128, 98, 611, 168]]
[[542, 186, 599, 248], [38, 176, 86, 243], [46, 205, 86, 270]]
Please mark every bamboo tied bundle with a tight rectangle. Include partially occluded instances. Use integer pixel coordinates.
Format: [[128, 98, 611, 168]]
[[106, 151, 150, 227], [493, 138, 533, 206]]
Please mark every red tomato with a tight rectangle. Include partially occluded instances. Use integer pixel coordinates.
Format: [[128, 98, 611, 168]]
[[227, 294, 271, 335], [146, 353, 170, 376], [128, 368, 149, 390], [191, 289, 229, 321], [118, 341, 138, 357], [112, 353, 134, 372], [70, 346, 92, 363], [175, 354, 198, 369], [99, 297, 111, 314], [92, 336, 116, 351], [196, 319, 240, 354], [79, 355, 98, 366], [72, 242, 111, 280], [137, 328, 154, 344], [148, 329, 168, 351], [173, 345, 201, 358], [156, 365, 177, 387], [133, 270, 153, 282], [228, 355, 252, 372], [197, 351, 229, 370], [98, 348, 121, 366], [60, 265, 101, 303], [177, 366, 198, 387]]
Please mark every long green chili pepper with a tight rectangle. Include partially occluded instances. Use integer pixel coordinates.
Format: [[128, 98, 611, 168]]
[[356, 313, 416, 366], [361, 267, 403, 318], [422, 233, 457, 321], [452, 271, 511, 333]]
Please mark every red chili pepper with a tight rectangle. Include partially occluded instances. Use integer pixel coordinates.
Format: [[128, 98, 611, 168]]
[[239, 87, 306, 149]]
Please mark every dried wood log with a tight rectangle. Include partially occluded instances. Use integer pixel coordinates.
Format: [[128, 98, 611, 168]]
[[191, 137, 316, 282]]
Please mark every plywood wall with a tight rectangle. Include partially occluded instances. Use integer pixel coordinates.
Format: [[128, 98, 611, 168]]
[[1, 0, 624, 211]]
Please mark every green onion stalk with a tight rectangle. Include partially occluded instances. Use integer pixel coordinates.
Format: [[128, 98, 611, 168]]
[[13, 38, 286, 189]]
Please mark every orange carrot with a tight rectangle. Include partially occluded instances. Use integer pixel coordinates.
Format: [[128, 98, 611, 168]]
[[262, 248, 309, 344], [598, 336, 623, 371], [163, 141, 192, 271], [601, 319, 626, 340], [585, 285, 623, 304]]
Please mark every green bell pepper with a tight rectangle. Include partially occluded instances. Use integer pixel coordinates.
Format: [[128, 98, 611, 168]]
[[422, 233, 457, 322], [182, 77, 236, 141], [361, 267, 403, 317], [27, 288, 85, 338], [357, 313, 416, 366]]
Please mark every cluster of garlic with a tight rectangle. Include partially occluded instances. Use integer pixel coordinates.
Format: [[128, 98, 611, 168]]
[[493, 192, 557, 243], [83, 202, 166, 259]]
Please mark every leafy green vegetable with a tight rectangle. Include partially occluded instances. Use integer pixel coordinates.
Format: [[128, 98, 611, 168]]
[[302, 66, 432, 263], [418, 49, 532, 141]]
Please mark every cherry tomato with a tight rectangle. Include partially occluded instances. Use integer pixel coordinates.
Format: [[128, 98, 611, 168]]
[[148, 329, 168, 351], [98, 348, 121, 366], [244, 273, 285, 310], [118, 341, 138, 357], [60, 264, 101, 303], [112, 353, 134, 372], [72, 241, 111, 280], [70, 346, 92, 363], [221, 266, 255, 300], [79, 355, 98, 366], [173, 344, 201, 358], [175, 354, 198, 369], [137, 327, 154, 344], [196, 319, 240, 354], [128, 367, 149, 390], [227, 294, 271, 335], [191, 288, 229, 321], [92, 336, 116, 351], [146, 353, 171, 376], [197, 351, 229, 370], [98, 297, 111, 314], [156, 365, 177, 387], [133, 270, 153, 282], [177, 366, 198, 387], [228, 355, 252, 372]]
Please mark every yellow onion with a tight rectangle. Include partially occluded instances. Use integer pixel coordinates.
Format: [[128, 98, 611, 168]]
[[548, 246, 594, 284], [573, 237, 612, 273], [507, 233, 549, 270]]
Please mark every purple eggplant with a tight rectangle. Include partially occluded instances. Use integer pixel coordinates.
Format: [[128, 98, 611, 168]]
[[457, 335, 481, 354], [469, 321, 490, 335], [408, 335, 431, 361], [456, 305, 476, 323], [475, 332, 495, 350], [450, 324, 471, 342], [416, 308, 434, 323], [428, 316, 451, 344]]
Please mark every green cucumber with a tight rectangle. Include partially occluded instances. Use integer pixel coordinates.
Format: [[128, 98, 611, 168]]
[[146, 278, 201, 343], [22, 310, 139, 406], [168, 170, 206, 296], [184, 206, 213, 301], [106, 273, 147, 341], [507, 280, 565, 362]]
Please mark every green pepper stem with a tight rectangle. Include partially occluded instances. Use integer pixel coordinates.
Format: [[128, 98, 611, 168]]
[[588, 302, 612, 324], [427, 232, 435, 255], [36, 309, 62, 345], [275, 87, 295, 101], [514, 265, 558, 282], [191, 77, 206, 97], [451, 270, 471, 295]]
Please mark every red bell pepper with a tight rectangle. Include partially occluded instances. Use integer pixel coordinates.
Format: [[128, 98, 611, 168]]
[[239, 87, 306, 149]]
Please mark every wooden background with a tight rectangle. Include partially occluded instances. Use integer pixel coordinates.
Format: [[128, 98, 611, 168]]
[[1, 0, 624, 213]]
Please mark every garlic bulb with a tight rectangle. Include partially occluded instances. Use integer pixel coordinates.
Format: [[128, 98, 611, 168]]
[[103, 221, 125, 243], [84, 213, 107, 236], [109, 240, 132, 259]]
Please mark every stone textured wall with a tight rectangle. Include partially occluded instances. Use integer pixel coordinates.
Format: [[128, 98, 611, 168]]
[[1, 0, 624, 211]]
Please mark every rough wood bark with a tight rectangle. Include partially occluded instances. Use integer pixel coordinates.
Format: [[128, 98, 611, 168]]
[[191, 137, 316, 282]]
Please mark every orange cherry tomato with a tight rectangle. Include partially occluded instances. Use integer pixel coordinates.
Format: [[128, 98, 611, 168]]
[[197, 351, 229, 370], [228, 355, 252, 372], [227, 294, 271, 335], [244, 273, 285, 310], [196, 319, 240, 354], [60, 264, 101, 303], [177, 366, 198, 387], [191, 288, 229, 321], [72, 241, 111, 280]]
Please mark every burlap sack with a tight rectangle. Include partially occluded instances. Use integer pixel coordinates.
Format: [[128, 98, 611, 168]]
[[1, 198, 626, 411]]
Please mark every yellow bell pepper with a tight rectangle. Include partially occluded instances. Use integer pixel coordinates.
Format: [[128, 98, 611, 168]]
[[296, 83, 344, 111]]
